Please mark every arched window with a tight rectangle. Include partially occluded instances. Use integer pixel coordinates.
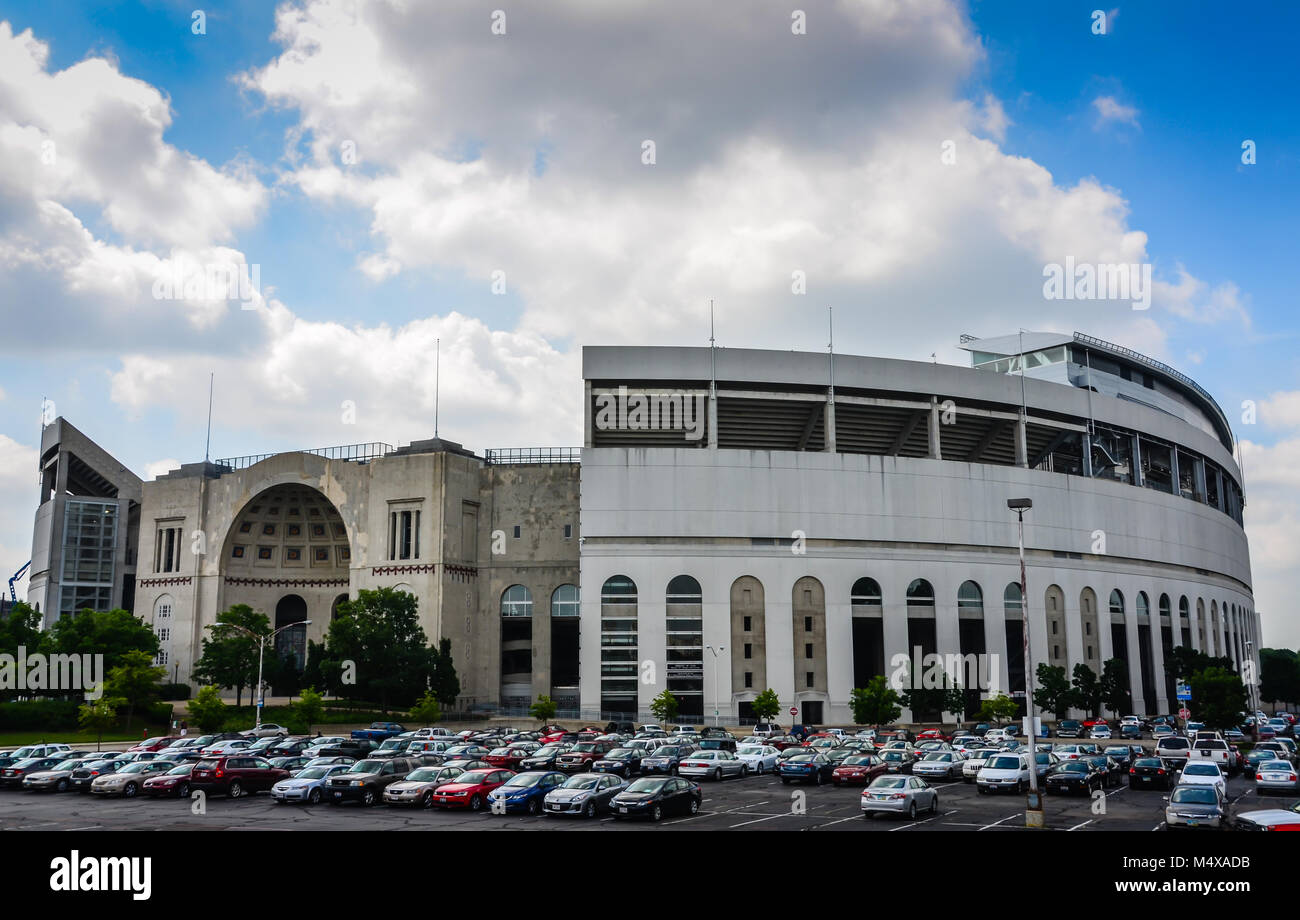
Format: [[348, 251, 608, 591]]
[[666, 575, 702, 604], [1159, 594, 1171, 618], [331, 593, 348, 621], [1179, 596, 1189, 617], [601, 575, 637, 604], [906, 579, 934, 607], [851, 577, 882, 606], [501, 584, 533, 617], [1109, 589, 1125, 615], [957, 581, 983, 610], [1004, 582, 1023, 613], [1137, 592, 1150, 617], [551, 584, 579, 617]]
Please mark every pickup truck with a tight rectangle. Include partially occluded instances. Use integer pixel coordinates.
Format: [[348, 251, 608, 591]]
[[350, 722, 407, 742], [1189, 739, 1234, 773]]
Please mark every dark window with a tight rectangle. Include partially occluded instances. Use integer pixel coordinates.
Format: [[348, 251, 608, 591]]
[[744, 643, 752, 659], [743, 615, 752, 632], [564, 524, 572, 539], [804, 616, 813, 632], [805, 643, 813, 659], [806, 672, 814, 688], [744, 672, 753, 688], [513, 525, 521, 539]]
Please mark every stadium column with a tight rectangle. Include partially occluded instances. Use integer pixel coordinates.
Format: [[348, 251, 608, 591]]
[[883, 599, 911, 723], [1064, 596, 1087, 717], [584, 380, 594, 448], [1015, 414, 1028, 468], [982, 596, 1010, 702], [1124, 607, 1145, 715], [1148, 612, 1169, 714], [935, 589, 961, 724]]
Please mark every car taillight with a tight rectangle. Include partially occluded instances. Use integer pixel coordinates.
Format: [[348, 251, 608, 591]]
[[215, 768, 224, 778]]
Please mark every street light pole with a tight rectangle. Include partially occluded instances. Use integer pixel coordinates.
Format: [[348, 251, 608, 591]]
[[1008, 497, 1043, 828], [230, 620, 311, 731], [705, 645, 725, 727]]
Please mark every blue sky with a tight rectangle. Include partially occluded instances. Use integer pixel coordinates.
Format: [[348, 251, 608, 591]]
[[0, 1, 1295, 644]]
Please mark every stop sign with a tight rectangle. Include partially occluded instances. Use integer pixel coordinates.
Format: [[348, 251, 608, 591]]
[[789, 706, 798, 716], [1179, 708, 1191, 719]]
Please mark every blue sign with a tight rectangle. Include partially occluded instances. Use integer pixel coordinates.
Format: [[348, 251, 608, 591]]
[[1176, 683, 1191, 701]]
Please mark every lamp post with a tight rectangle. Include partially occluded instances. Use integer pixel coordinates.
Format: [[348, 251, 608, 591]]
[[229, 620, 312, 730], [705, 645, 725, 727], [1007, 497, 1044, 828]]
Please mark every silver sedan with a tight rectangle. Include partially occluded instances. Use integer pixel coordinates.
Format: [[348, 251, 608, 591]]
[[911, 751, 965, 781], [861, 775, 940, 820], [677, 749, 749, 780], [1254, 760, 1299, 796]]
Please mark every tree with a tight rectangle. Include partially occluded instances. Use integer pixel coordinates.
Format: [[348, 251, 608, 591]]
[[750, 688, 781, 723], [1189, 667, 1249, 730], [189, 685, 229, 733], [104, 649, 165, 732], [527, 694, 556, 725], [38, 608, 158, 696], [1071, 663, 1104, 718], [1033, 664, 1074, 719], [1100, 658, 1132, 717], [190, 604, 269, 706], [900, 668, 965, 721], [410, 690, 444, 726], [649, 690, 679, 726], [1165, 646, 1233, 682], [295, 686, 325, 732], [849, 676, 902, 727], [78, 697, 121, 751], [312, 589, 442, 712], [976, 694, 1019, 724], [1259, 648, 1300, 706]]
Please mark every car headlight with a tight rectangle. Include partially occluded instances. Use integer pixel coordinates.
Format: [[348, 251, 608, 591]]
[[351, 780, 365, 786]]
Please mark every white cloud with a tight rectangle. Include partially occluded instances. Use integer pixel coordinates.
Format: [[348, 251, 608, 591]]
[[144, 458, 181, 480], [0, 435, 38, 601], [977, 92, 1012, 142], [1240, 436, 1300, 649], [1092, 95, 1140, 129], [1259, 391, 1300, 431]]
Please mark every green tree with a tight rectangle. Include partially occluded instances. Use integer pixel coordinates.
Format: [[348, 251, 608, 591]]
[[1165, 646, 1233, 682], [527, 694, 556, 725], [104, 649, 165, 731], [849, 676, 902, 727], [430, 637, 461, 709], [1071, 663, 1104, 718], [1259, 648, 1300, 706], [38, 608, 158, 696], [649, 690, 679, 726], [1189, 667, 1249, 730], [78, 697, 121, 751], [188, 685, 229, 733], [312, 588, 438, 711], [295, 686, 326, 732], [750, 688, 781, 723], [1100, 658, 1132, 717], [1033, 664, 1074, 719], [190, 604, 270, 707], [977, 694, 1020, 724], [900, 668, 965, 721]]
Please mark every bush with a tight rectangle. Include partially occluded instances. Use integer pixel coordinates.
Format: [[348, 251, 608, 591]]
[[0, 700, 80, 731], [158, 683, 191, 701]]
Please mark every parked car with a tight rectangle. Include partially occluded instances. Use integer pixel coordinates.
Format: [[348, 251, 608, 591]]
[[880, 750, 916, 774], [142, 763, 198, 798], [1, 755, 71, 788], [736, 744, 782, 775], [428, 768, 513, 810], [486, 770, 568, 815], [266, 738, 315, 759], [1129, 756, 1176, 790], [20, 756, 97, 792], [1253, 760, 1299, 796], [912, 751, 964, 781], [1056, 720, 1083, 739], [129, 736, 180, 753], [639, 744, 696, 776], [90, 760, 175, 797], [542, 772, 626, 817], [199, 739, 252, 757], [832, 753, 888, 786], [519, 743, 574, 771], [191, 755, 290, 798], [592, 747, 648, 777], [350, 722, 407, 742], [977, 753, 1031, 794], [1165, 784, 1226, 830], [69, 757, 131, 793], [326, 756, 417, 806], [243, 723, 290, 739], [610, 775, 701, 821], [861, 774, 939, 820], [1231, 802, 1300, 831], [555, 741, 617, 774], [1081, 754, 1125, 789], [679, 749, 748, 781], [1044, 760, 1103, 796], [382, 765, 466, 807], [772, 751, 831, 785], [1177, 762, 1227, 797], [962, 748, 1001, 783]]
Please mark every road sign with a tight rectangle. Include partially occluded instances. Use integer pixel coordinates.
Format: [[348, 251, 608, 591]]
[[1176, 683, 1192, 701], [1179, 708, 1191, 719], [789, 706, 798, 716]]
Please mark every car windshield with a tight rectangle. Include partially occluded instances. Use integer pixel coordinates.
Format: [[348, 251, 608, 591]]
[[787, 754, 817, 763], [572, 743, 597, 752], [489, 748, 511, 756], [503, 773, 545, 788], [347, 760, 384, 773], [871, 777, 907, 789], [120, 763, 150, 773], [626, 778, 667, 793], [296, 767, 334, 780], [989, 757, 1021, 769], [607, 749, 635, 758], [166, 764, 192, 775], [883, 752, 904, 761], [1171, 787, 1218, 805], [1056, 763, 1088, 773], [1261, 761, 1291, 770], [923, 753, 950, 762], [843, 756, 874, 766], [1160, 739, 1189, 749], [1184, 764, 1218, 776], [564, 774, 602, 790], [737, 746, 763, 755], [655, 747, 684, 757]]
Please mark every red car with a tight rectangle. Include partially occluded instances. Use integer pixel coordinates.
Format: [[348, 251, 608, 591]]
[[831, 754, 888, 786], [556, 741, 616, 773], [916, 729, 950, 743], [766, 735, 801, 751], [428, 768, 513, 810], [483, 747, 531, 770], [190, 755, 288, 798], [129, 736, 180, 753], [1083, 718, 1109, 729], [143, 763, 196, 798]]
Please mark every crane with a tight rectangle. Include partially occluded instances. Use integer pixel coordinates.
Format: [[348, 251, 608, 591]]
[[8, 561, 30, 603]]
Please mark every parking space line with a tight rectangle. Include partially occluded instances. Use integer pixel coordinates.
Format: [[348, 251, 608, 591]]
[[811, 814, 863, 829], [978, 813, 1021, 830], [888, 810, 948, 831], [730, 812, 795, 828], [62, 825, 103, 831], [1066, 819, 1094, 831]]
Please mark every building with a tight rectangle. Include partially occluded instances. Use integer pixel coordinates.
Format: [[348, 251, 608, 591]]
[[578, 333, 1257, 724], [26, 331, 1259, 724]]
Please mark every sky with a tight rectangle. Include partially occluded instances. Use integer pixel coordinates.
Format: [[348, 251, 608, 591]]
[[0, 0, 1295, 647]]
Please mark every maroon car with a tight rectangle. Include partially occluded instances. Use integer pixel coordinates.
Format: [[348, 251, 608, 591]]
[[831, 753, 889, 786], [190, 755, 288, 798], [556, 741, 616, 773]]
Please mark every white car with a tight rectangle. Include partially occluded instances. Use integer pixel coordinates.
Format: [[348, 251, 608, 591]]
[[1176, 761, 1226, 797], [735, 744, 781, 774], [962, 748, 1001, 782], [199, 740, 251, 756], [1089, 725, 1112, 740], [976, 752, 1031, 794], [1253, 760, 1299, 796], [678, 750, 748, 780], [983, 729, 1012, 743]]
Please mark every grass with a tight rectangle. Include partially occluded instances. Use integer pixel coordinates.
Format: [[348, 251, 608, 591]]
[[0, 725, 172, 747]]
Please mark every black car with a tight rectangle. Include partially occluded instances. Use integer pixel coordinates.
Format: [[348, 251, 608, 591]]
[[1045, 760, 1104, 796], [1, 756, 66, 788], [1056, 720, 1083, 739], [1129, 756, 1176, 790], [1081, 754, 1125, 788], [880, 750, 916, 774], [519, 744, 573, 771], [696, 737, 738, 753], [68, 758, 131, 792], [327, 757, 417, 806], [604, 722, 636, 735], [1102, 746, 1136, 770], [610, 776, 702, 821], [592, 748, 646, 777], [313, 739, 378, 761], [265, 738, 314, 758]]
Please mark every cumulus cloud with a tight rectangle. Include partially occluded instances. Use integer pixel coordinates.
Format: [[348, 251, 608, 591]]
[[1092, 95, 1140, 129], [0, 435, 38, 600], [1240, 435, 1300, 649]]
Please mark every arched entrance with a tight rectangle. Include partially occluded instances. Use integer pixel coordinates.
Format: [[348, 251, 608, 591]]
[[273, 594, 308, 695]]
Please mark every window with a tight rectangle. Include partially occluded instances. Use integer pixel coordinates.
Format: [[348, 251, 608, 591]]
[[1087, 645, 1093, 658], [155, 648, 168, 666], [744, 672, 753, 688], [851, 577, 882, 606], [157, 627, 170, 642], [804, 616, 813, 632], [1052, 645, 1059, 659], [501, 585, 533, 617], [388, 509, 419, 561], [1086, 622, 1092, 636], [154, 522, 182, 573], [563, 524, 572, 539], [551, 584, 579, 617], [743, 615, 752, 632], [805, 643, 813, 659], [1051, 621, 1058, 635], [744, 643, 752, 659], [513, 525, 521, 539], [806, 672, 814, 688], [1004, 582, 1023, 613], [907, 579, 935, 607]]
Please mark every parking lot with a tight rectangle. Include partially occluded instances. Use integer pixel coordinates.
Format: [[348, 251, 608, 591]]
[[0, 768, 1281, 832]]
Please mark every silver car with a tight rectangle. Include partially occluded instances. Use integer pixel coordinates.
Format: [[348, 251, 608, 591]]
[[677, 749, 748, 780], [543, 772, 627, 817], [1164, 784, 1225, 830], [861, 774, 939, 820], [271, 764, 352, 804], [382, 765, 466, 807], [21, 756, 97, 793], [1254, 760, 1299, 796], [912, 751, 964, 781], [90, 760, 175, 797]]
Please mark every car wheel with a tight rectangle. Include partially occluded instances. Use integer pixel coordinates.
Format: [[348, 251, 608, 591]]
[[714, 768, 722, 782], [227, 780, 243, 799], [527, 798, 540, 816], [308, 788, 321, 805], [124, 782, 137, 798], [815, 771, 824, 786], [689, 798, 699, 815], [652, 804, 663, 821], [56, 779, 68, 793], [756, 763, 764, 775], [362, 789, 376, 806], [908, 801, 917, 820], [740, 765, 749, 778], [781, 778, 791, 785], [583, 800, 596, 819], [469, 794, 483, 811], [931, 794, 939, 815]]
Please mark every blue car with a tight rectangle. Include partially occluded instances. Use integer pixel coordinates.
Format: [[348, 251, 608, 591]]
[[777, 752, 835, 786], [486, 771, 567, 815], [270, 763, 350, 804]]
